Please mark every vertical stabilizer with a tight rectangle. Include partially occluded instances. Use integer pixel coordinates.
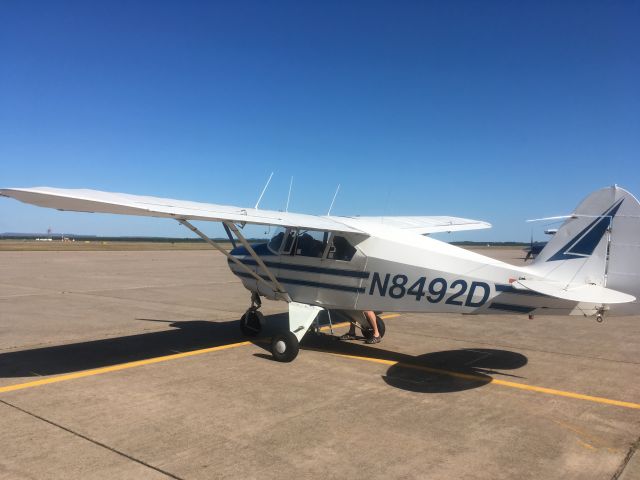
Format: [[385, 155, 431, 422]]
[[527, 186, 640, 313]]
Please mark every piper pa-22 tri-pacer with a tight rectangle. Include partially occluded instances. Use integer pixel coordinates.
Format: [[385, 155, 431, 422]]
[[2, 185, 639, 362]]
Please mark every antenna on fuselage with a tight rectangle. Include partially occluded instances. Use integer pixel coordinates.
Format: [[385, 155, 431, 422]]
[[255, 172, 274, 210], [327, 184, 340, 216], [286, 176, 293, 212]]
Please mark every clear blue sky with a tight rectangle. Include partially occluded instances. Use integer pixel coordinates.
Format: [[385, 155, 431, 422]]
[[1, 1, 638, 241]]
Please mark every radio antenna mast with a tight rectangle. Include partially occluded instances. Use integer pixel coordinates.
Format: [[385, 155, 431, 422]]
[[285, 176, 293, 212], [327, 184, 340, 216], [254, 172, 274, 210]]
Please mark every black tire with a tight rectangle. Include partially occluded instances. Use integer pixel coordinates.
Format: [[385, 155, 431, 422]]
[[362, 315, 386, 340], [271, 332, 300, 362], [240, 310, 263, 337]]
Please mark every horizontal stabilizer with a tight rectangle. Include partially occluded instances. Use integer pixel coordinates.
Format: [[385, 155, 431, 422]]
[[513, 280, 635, 304]]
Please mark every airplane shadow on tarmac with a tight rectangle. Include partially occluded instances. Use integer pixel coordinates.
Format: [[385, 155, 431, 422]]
[[0, 313, 527, 394], [0, 317, 247, 378], [272, 333, 527, 394]]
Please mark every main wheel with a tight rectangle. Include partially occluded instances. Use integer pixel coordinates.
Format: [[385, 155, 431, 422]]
[[240, 310, 263, 337], [362, 315, 386, 340], [270, 332, 300, 362]]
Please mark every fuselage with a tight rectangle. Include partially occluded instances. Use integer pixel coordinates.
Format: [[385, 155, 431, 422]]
[[228, 227, 593, 317]]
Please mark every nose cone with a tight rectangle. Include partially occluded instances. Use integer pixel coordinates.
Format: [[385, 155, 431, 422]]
[[230, 245, 249, 257]]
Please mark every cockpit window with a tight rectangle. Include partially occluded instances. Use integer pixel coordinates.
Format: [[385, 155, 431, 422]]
[[267, 227, 286, 254], [282, 229, 297, 254], [295, 230, 329, 257], [327, 235, 356, 261], [269, 229, 353, 260]]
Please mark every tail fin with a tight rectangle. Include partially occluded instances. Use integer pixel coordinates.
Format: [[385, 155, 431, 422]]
[[528, 186, 640, 312]]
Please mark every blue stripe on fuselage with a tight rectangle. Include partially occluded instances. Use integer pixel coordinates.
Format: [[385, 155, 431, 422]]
[[228, 242, 369, 279], [495, 284, 546, 296], [488, 302, 536, 313], [234, 258, 369, 279], [233, 271, 365, 293]]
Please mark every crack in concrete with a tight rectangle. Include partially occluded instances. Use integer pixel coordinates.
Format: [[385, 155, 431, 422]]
[[0, 399, 184, 480], [612, 435, 640, 480]]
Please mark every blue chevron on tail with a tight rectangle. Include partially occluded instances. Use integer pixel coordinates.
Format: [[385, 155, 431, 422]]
[[546, 199, 624, 261]]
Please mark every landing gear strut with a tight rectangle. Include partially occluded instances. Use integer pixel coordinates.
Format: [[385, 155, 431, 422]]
[[268, 302, 322, 363], [240, 292, 264, 337], [596, 306, 605, 323]]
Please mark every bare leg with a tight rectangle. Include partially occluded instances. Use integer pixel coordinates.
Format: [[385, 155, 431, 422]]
[[364, 310, 379, 338]]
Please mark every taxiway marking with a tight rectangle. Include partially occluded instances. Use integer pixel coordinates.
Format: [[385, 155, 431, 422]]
[[0, 341, 252, 394], [2, 314, 637, 411], [0, 321, 351, 394]]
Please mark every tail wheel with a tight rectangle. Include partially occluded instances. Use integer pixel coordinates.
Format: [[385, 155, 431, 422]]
[[362, 315, 386, 340], [271, 332, 300, 362], [240, 310, 263, 337]]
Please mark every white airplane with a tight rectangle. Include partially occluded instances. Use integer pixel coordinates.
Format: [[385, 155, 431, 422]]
[[2, 185, 638, 362]]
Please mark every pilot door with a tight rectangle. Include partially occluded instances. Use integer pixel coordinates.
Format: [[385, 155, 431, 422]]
[[315, 232, 367, 309]]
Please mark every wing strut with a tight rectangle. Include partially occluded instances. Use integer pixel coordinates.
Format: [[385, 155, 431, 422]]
[[224, 221, 290, 299], [177, 219, 290, 302]]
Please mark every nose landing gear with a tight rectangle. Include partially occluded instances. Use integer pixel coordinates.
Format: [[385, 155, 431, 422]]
[[239, 296, 323, 363], [270, 331, 300, 362]]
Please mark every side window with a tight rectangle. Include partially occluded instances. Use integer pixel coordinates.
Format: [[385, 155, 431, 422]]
[[295, 230, 328, 258], [327, 235, 356, 261], [282, 229, 297, 255]]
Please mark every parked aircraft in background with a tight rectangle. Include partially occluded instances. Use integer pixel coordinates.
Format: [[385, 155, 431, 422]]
[[523, 228, 558, 261]]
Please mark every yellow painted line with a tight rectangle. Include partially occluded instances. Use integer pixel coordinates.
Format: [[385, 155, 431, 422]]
[[10, 310, 631, 411], [380, 313, 400, 319], [489, 379, 640, 409], [318, 350, 640, 410], [551, 419, 606, 451], [0, 316, 396, 395], [319, 322, 350, 332], [0, 341, 251, 394]]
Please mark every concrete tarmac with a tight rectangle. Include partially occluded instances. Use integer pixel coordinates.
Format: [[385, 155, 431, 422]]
[[0, 247, 639, 479]]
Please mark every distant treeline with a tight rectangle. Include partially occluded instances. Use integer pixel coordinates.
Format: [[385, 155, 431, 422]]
[[450, 241, 530, 247], [1, 234, 530, 246], [1, 234, 230, 243]]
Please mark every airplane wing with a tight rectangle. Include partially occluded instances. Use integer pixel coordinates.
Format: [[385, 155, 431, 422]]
[[0, 187, 364, 233], [0, 187, 491, 235]]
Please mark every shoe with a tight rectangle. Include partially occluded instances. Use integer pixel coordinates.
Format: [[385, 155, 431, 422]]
[[339, 333, 357, 340], [365, 335, 381, 344]]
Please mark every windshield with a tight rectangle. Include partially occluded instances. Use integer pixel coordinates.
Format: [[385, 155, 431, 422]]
[[267, 227, 286, 254]]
